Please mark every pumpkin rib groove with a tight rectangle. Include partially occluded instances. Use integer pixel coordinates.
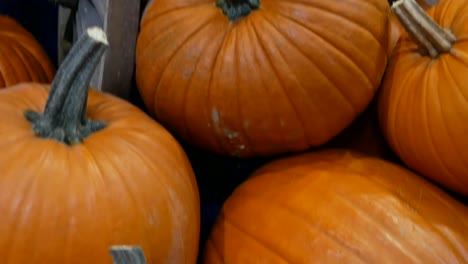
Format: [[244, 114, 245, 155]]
[[223, 216, 293, 263], [233, 25, 256, 156], [331, 192, 421, 262], [79, 146, 114, 253], [9, 43, 39, 81], [8, 40, 47, 82], [263, 11, 360, 116], [182, 24, 223, 147], [137, 11, 219, 115], [240, 193, 369, 263], [420, 67, 461, 186], [1, 41, 32, 83], [14, 41, 54, 82], [11, 42, 49, 82], [8, 145, 52, 264], [268, 4, 375, 91], [249, 20, 308, 151], [387, 60, 420, 165], [204, 238, 224, 263], [153, 15, 219, 119], [0, 44, 19, 85], [138, 9, 202, 56], [442, 59, 468, 104], [1, 143, 35, 263], [141, 5, 210, 28], [251, 17, 310, 145], [438, 60, 468, 173], [270, 0, 386, 50], [207, 26, 235, 154]]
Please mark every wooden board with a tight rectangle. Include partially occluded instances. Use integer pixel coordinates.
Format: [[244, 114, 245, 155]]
[[57, 0, 141, 99]]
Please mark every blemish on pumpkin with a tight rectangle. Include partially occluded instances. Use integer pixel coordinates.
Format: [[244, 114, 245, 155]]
[[211, 108, 219, 125], [243, 121, 249, 129], [224, 127, 239, 139], [280, 119, 285, 127]]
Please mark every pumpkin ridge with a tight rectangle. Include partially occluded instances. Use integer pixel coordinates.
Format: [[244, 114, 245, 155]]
[[7, 41, 43, 82], [223, 216, 291, 262], [152, 14, 220, 118], [230, 193, 370, 262], [271, 0, 387, 50], [264, 4, 377, 96], [206, 23, 235, 154], [262, 10, 360, 112], [419, 64, 462, 187], [155, 15, 221, 142], [435, 60, 468, 179], [0, 44, 20, 85], [441, 57, 468, 108], [231, 24, 255, 156], [248, 17, 310, 148]]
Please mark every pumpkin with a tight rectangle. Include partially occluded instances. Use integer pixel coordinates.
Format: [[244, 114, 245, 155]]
[[203, 149, 468, 263], [0, 27, 200, 264], [0, 15, 55, 87], [378, 0, 468, 195], [136, 0, 390, 158]]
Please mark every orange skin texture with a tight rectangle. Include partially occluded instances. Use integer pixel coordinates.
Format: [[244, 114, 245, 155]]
[[204, 150, 468, 263], [0, 83, 200, 264], [378, 0, 468, 195], [0, 16, 55, 87], [136, 0, 390, 158]]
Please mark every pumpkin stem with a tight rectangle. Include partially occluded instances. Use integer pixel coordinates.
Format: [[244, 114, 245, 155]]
[[24, 27, 108, 145], [109, 246, 147, 264], [216, 0, 260, 22], [391, 0, 456, 58]]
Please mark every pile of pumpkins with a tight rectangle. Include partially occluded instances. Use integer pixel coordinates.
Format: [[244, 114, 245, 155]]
[[0, 0, 467, 262]]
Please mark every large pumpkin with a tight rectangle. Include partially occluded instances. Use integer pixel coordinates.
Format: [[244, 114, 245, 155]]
[[0, 15, 55, 87], [136, 0, 390, 157], [378, 0, 468, 195], [0, 27, 200, 264], [204, 149, 468, 263]]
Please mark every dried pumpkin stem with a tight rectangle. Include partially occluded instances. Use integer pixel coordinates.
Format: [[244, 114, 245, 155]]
[[216, 0, 260, 21], [24, 27, 108, 145], [109, 246, 147, 264], [391, 0, 456, 58]]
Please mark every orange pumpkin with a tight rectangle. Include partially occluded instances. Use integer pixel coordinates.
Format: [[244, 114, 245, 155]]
[[378, 0, 468, 195], [136, 0, 390, 157], [204, 150, 468, 263], [0, 27, 200, 264], [0, 15, 55, 87]]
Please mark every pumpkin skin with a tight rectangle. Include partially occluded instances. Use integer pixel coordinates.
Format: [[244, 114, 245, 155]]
[[378, 0, 468, 195], [203, 149, 468, 263], [0, 28, 200, 264], [136, 0, 390, 157], [0, 15, 55, 87]]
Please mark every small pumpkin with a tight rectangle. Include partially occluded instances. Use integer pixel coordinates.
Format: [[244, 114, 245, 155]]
[[204, 150, 468, 263], [378, 0, 468, 195], [0, 27, 200, 264], [0, 15, 55, 87], [136, 0, 391, 157]]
